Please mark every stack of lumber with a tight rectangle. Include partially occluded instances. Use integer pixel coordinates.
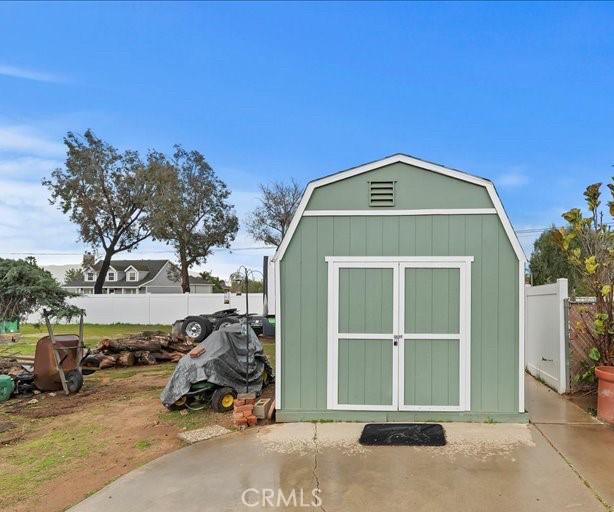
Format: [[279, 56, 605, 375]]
[[87, 331, 195, 369]]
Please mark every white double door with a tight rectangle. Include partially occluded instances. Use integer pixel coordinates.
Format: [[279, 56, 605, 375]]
[[326, 256, 472, 412]]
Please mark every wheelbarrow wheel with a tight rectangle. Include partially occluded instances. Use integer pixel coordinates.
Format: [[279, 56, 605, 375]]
[[211, 387, 236, 412], [65, 369, 83, 394]]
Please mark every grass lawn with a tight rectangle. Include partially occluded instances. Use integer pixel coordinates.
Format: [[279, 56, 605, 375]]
[[0, 333, 276, 512], [3, 323, 170, 356]]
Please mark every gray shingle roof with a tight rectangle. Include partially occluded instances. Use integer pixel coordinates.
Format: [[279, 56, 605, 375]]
[[64, 259, 212, 288]]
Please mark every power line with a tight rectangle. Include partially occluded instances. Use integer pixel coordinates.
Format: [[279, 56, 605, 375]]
[[5, 223, 613, 255], [0, 246, 275, 256]]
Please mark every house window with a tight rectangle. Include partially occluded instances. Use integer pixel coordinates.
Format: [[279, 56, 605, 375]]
[[127, 271, 137, 281], [86, 272, 94, 281], [107, 272, 116, 282]]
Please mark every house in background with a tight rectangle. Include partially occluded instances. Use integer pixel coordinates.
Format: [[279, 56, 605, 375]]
[[63, 259, 214, 294]]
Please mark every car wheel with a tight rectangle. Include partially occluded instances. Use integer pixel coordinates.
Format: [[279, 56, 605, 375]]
[[211, 386, 236, 412], [182, 316, 214, 342]]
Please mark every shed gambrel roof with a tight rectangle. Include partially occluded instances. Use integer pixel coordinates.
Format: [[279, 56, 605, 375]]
[[273, 153, 526, 263]]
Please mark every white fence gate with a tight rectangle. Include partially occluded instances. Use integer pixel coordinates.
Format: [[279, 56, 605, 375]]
[[524, 279, 569, 393], [27, 293, 264, 325]]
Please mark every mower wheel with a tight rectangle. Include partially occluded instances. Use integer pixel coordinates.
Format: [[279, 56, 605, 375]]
[[211, 387, 236, 412], [167, 396, 187, 411], [65, 369, 84, 394]]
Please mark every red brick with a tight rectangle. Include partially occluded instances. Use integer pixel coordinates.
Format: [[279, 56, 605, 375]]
[[235, 404, 254, 414], [233, 417, 248, 426], [234, 399, 246, 407], [246, 415, 258, 426], [233, 412, 246, 421]]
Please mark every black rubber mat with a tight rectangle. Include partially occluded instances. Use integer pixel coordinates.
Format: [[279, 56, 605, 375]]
[[358, 423, 446, 446]]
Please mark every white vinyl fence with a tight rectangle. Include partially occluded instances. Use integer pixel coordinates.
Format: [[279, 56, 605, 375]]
[[27, 293, 264, 325], [524, 279, 569, 393]]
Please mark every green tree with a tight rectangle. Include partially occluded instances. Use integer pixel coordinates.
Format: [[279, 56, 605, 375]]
[[228, 272, 264, 293], [246, 180, 302, 247], [43, 130, 162, 294], [554, 181, 614, 375], [0, 258, 81, 321], [529, 226, 586, 293], [64, 267, 84, 285], [147, 146, 238, 293], [199, 270, 227, 293]]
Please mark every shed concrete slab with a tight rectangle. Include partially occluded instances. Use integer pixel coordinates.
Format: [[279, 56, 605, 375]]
[[70, 421, 605, 512]]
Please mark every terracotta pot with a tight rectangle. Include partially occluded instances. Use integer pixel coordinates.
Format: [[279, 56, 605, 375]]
[[595, 366, 614, 424]]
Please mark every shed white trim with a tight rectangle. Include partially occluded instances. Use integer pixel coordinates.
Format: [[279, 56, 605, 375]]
[[326, 257, 472, 412], [325, 256, 475, 264], [274, 258, 282, 409], [303, 208, 497, 217]]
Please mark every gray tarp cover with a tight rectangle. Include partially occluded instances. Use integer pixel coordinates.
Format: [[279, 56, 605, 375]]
[[160, 323, 273, 406]]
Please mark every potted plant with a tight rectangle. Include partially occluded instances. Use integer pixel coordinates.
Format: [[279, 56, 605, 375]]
[[595, 366, 614, 422], [555, 182, 614, 422]]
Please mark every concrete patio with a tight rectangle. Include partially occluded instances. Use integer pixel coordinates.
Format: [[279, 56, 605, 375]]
[[71, 375, 614, 512]]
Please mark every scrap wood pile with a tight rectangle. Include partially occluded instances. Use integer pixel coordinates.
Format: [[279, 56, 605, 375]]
[[0, 348, 33, 376], [0, 357, 29, 376], [86, 331, 195, 369]]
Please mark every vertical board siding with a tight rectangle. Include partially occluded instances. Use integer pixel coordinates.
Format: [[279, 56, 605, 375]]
[[306, 162, 494, 210], [404, 340, 460, 406], [338, 339, 393, 406], [281, 228, 302, 408], [404, 268, 460, 334], [339, 268, 393, 333], [316, 217, 334, 409], [403, 268, 461, 406], [281, 214, 519, 413], [299, 219, 318, 409]]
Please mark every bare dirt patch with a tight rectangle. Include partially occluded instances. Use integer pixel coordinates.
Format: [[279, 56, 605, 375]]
[[0, 364, 238, 512]]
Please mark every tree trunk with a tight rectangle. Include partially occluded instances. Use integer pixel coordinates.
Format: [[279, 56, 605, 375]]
[[99, 354, 118, 369], [135, 351, 157, 365], [99, 338, 167, 353], [94, 250, 115, 294], [179, 249, 190, 293], [117, 351, 136, 367]]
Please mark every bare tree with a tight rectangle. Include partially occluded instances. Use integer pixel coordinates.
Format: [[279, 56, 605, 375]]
[[147, 146, 238, 293], [43, 130, 161, 294], [246, 180, 302, 247]]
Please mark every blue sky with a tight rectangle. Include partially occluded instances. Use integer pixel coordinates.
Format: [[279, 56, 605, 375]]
[[1, 2, 613, 278]]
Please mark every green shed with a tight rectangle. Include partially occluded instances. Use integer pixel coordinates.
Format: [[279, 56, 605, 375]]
[[272, 154, 527, 423]]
